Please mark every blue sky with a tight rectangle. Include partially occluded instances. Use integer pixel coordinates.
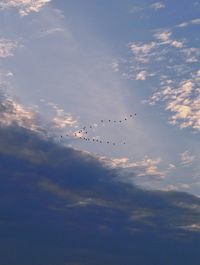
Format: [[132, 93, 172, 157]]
[[0, 0, 200, 196], [1, 1, 200, 264]]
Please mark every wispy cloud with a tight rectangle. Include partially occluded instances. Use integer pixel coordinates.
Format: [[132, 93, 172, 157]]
[[177, 18, 200, 28], [130, 1, 165, 14], [46, 102, 79, 130], [99, 155, 167, 180], [0, 93, 41, 132], [180, 150, 196, 167], [150, 2, 165, 10], [0, 38, 19, 58], [36, 27, 65, 38], [0, 92, 80, 138], [0, 0, 51, 16]]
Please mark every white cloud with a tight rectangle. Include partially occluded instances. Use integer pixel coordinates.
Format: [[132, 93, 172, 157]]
[[0, 38, 19, 58], [171, 40, 184, 48], [111, 60, 119, 72], [46, 102, 79, 129], [182, 47, 200, 63], [177, 22, 189, 28], [154, 29, 184, 48], [129, 42, 157, 63], [179, 223, 200, 232], [129, 6, 144, 14], [130, 42, 157, 55], [129, 30, 184, 68], [180, 150, 196, 167], [148, 67, 200, 131], [130, 2, 165, 13], [177, 18, 200, 28], [136, 70, 147, 80], [0, 0, 51, 16], [191, 18, 200, 24], [150, 2, 165, 10], [0, 93, 80, 139], [154, 30, 171, 43], [127, 24, 200, 133], [37, 27, 65, 38], [0, 95, 40, 132], [98, 155, 166, 179]]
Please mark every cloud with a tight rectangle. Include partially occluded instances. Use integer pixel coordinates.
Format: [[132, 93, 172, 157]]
[[177, 18, 200, 28], [0, 38, 19, 58], [180, 150, 196, 167], [129, 30, 184, 68], [130, 2, 165, 14], [130, 42, 157, 55], [37, 27, 65, 38], [127, 26, 200, 132], [180, 223, 200, 232], [98, 155, 166, 179], [150, 2, 165, 10], [154, 29, 184, 48], [0, 0, 51, 16], [111, 60, 119, 72], [148, 71, 200, 131], [182, 47, 200, 63], [1, 121, 200, 263], [0, 93, 41, 132], [46, 102, 79, 130], [154, 30, 171, 43], [129, 42, 157, 63], [0, 92, 79, 138], [136, 70, 147, 80]]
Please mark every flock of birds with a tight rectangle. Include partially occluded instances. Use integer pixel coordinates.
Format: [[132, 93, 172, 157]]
[[60, 113, 137, 146]]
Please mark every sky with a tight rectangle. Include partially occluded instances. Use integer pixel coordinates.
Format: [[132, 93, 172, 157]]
[[1, 0, 200, 195], [0, 1, 200, 264]]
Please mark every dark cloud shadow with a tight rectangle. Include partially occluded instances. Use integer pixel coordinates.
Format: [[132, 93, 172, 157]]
[[0, 123, 200, 265]]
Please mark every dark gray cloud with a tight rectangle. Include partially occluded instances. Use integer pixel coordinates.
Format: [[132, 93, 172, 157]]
[[0, 122, 200, 265], [0, 98, 200, 264]]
